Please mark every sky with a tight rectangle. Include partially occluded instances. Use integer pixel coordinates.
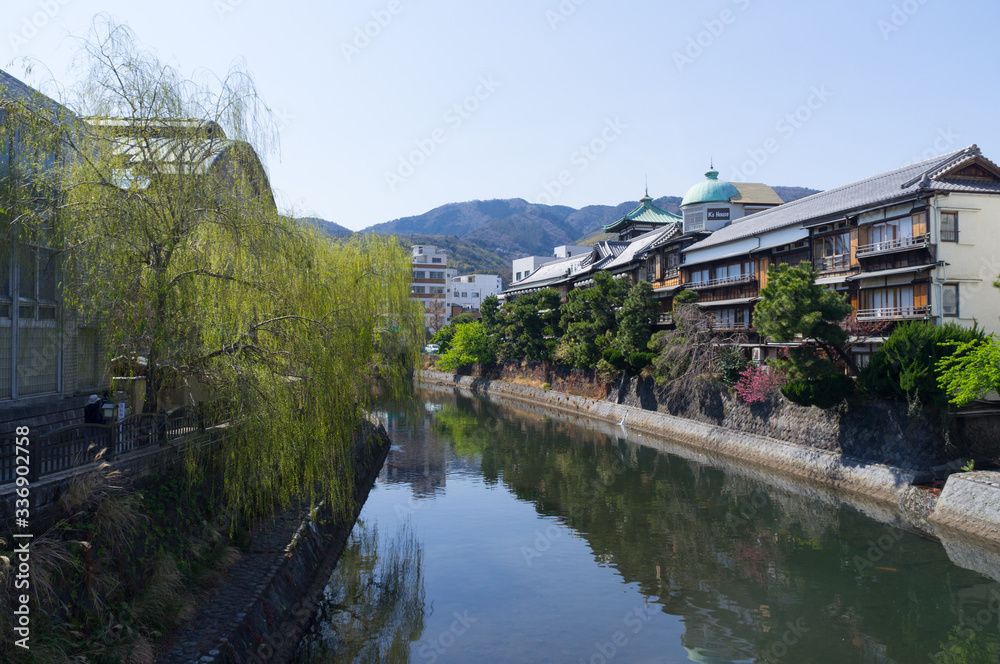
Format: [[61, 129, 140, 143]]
[[2, 0, 998, 231]]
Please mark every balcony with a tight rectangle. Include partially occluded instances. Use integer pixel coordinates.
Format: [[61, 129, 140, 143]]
[[647, 267, 680, 284], [683, 273, 757, 290], [855, 305, 931, 322], [856, 233, 930, 258], [712, 321, 753, 331], [812, 255, 852, 272]]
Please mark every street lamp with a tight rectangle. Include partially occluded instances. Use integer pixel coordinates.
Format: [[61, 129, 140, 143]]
[[101, 400, 116, 422]]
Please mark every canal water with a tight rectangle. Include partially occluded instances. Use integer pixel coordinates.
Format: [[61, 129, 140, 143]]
[[294, 390, 1000, 663]]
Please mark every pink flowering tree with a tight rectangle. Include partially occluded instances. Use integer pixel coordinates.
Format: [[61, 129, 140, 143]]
[[733, 366, 786, 404]]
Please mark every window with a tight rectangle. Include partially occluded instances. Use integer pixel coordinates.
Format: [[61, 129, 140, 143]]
[[942, 284, 959, 317], [430, 287, 445, 294], [429, 271, 445, 279], [813, 231, 852, 270], [461, 292, 468, 298], [431, 257, 442, 264], [667, 252, 681, 269], [412, 286, 426, 294], [684, 211, 705, 233], [688, 268, 710, 285], [941, 211, 959, 242], [413, 270, 425, 279]]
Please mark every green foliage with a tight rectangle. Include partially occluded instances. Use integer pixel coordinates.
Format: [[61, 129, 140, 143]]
[[9, 22, 423, 524], [716, 346, 750, 387], [937, 336, 1000, 406], [437, 322, 496, 371], [430, 313, 477, 353], [781, 374, 854, 409], [755, 263, 856, 376], [558, 271, 629, 369], [673, 289, 700, 307], [860, 321, 985, 407], [499, 289, 562, 361], [613, 281, 658, 371]]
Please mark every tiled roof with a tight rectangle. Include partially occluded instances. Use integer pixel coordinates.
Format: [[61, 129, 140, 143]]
[[0, 69, 76, 125], [604, 224, 682, 272], [686, 145, 997, 253], [604, 196, 681, 232], [505, 255, 586, 292]]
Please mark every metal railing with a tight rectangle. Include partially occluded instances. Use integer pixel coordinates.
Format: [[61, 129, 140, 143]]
[[712, 321, 753, 331], [812, 255, 852, 272], [0, 403, 231, 485], [856, 233, 930, 257], [683, 273, 757, 290], [855, 305, 931, 322]]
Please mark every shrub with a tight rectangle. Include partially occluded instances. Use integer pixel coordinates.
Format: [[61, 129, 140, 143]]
[[859, 321, 985, 407], [733, 366, 786, 403], [602, 347, 626, 371], [627, 352, 657, 375], [716, 346, 750, 387], [781, 374, 854, 409]]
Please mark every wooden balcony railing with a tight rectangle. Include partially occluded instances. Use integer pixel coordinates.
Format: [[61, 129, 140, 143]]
[[683, 273, 757, 290], [855, 305, 931, 322], [856, 233, 930, 257], [812, 255, 853, 272]]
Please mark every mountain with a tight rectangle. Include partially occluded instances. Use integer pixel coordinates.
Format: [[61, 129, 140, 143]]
[[394, 234, 514, 281], [299, 216, 354, 238]]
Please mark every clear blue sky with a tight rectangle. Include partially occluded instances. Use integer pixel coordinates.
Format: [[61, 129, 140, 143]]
[[3, 0, 997, 231]]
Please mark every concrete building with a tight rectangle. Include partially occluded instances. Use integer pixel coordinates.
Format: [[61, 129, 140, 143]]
[[411, 245, 458, 332], [449, 274, 502, 317]]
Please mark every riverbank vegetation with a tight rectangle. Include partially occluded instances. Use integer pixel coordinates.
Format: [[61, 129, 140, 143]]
[[430, 261, 998, 421], [0, 20, 421, 662]]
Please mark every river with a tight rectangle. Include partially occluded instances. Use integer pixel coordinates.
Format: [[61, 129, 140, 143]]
[[293, 389, 1000, 663]]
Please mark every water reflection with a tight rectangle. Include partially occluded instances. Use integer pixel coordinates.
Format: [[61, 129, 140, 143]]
[[293, 521, 425, 663], [299, 390, 1000, 663]]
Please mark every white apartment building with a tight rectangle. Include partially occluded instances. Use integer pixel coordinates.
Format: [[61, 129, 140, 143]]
[[449, 275, 503, 314], [411, 246, 458, 333]]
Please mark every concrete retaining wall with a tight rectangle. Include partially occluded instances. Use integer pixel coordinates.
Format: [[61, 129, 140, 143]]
[[930, 472, 1000, 542]]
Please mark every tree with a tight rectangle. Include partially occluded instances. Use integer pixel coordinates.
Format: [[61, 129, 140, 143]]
[[500, 289, 561, 361], [856, 321, 986, 408], [651, 301, 748, 385], [937, 336, 1000, 407], [437, 322, 495, 371], [38, 21, 422, 520], [556, 271, 629, 369], [430, 312, 477, 353], [612, 280, 658, 373], [754, 262, 857, 375], [753, 263, 857, 408]]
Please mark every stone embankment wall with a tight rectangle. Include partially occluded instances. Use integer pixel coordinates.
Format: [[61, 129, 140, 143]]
[[421, 371, 921, 504], [157, 418, 390, 664], [615, 376, 951, 472]]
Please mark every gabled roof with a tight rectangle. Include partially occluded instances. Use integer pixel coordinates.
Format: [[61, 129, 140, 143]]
[[686, 145, 1000, 253], [604, 194, 681, 233], [604, 224, 682, 272]]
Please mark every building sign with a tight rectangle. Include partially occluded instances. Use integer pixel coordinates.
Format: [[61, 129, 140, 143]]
[[707, 208, 731, 221]]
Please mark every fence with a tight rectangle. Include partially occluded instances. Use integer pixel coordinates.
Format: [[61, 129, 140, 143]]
[[0, 403, 231, 485]]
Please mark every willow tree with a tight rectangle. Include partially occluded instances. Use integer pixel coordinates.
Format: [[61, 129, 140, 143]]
[[44, 21, 422, 519]]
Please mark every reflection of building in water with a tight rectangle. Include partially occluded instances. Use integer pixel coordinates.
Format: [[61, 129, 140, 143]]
[[380, 410, 448, 498]]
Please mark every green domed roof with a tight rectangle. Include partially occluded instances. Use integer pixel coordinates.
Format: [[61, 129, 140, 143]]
[[681, 169, 739, 207]]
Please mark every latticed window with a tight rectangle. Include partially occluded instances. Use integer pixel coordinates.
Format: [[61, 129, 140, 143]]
[[0, 236, 62, 399]]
